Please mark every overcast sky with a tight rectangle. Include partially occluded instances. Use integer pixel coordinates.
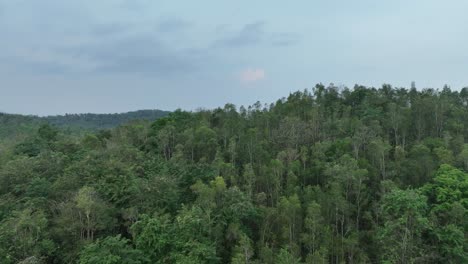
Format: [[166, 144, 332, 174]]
[[1, 0, 468, 115]]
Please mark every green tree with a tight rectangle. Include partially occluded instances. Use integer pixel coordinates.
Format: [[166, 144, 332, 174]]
[[377, 187, 429, 263], [230, 233, 254, 264], [131, 214, 173, 263], [79, 235, 146, 264], [276, 248, 301, 264], [0, 208, 54, 262], [301, 201, 330, 262], [75, 186, 114, 241], [422, 165, 468, 262]]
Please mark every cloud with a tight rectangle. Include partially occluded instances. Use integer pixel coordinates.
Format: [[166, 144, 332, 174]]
[[239, 68, 265, 83], [0, 0, 296, 79], [63, 34, 204, 76], [217, 21, 265, 47], [0, 15, 207, 77], [214, 21, 300, 48], [271, 33, 301, 47], [157, 18, 191, 33], [1, 31, 207, 77], [91, 23, 133, 36], [119, 0, 153, 12]]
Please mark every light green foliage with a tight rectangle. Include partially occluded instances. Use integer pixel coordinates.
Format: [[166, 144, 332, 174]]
[[75, 186, 115, 241], [0, 208, 53, 262], [276, 248, 302, 264], [422, 165, 468, 262], [301, 201, 330, 261], [378, 187, 429, 263], [431, 165, 468, 207], [131, 214, 173, 263]]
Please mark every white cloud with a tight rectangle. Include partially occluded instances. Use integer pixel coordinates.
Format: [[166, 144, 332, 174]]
[[239, 68, 265, 83]]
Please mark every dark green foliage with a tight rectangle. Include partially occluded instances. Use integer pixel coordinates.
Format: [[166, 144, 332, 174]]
[[0, 85, 467, 263], [79, 235, 147, 264]]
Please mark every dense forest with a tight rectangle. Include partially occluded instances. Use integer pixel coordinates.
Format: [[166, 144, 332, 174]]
[[0, 84, 467, 263]]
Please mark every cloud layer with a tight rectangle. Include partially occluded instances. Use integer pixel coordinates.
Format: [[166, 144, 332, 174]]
[[2, 0, 468, 115], [240, 68, 265, 83]]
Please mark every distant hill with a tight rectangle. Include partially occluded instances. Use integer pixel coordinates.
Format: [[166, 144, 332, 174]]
[[0, 113, 39, 141], [42, 109, 170, 130], [0, 109, 170, 140]]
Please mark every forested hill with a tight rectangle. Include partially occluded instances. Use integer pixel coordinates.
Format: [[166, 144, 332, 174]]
[[42, 109, 170, 130], [0, 113, 41, 141], [0, 84, 467, 263], [0, 109, 170, 139]]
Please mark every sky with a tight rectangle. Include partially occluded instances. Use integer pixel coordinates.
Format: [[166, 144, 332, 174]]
[[1, 0, 468, 115]]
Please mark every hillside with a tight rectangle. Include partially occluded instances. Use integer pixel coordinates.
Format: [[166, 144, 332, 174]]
[[0, 85, 467, 263], [42, 109, 170, 130], [0, 109, 170, 139], [0, 113, 41, 142]]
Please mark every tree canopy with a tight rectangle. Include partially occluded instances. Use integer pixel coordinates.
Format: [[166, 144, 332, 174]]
[[0, 84, 467, 263]]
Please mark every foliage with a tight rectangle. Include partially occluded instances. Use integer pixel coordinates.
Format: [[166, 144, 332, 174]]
[[0, 85, 467, 263]]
